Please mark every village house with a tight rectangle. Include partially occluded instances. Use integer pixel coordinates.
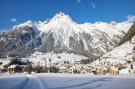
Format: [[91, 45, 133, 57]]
[[109, 64, 119, 75], [8, 64, 23, 74], [80, 65, 91, 74], [59, 66, 68, 73]]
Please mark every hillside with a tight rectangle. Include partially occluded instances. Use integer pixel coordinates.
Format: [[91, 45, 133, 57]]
[[91, 23, 135, 74], [119, 23, 135, 45]]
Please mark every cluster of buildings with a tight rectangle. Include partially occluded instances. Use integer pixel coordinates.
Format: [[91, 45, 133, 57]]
[[55, 53, 135, 75], [0, 54, 135, 75], [51, 59, 134, 75]]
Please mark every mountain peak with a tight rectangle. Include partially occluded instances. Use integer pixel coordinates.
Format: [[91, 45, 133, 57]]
[[13, 20, 33, 29], [52, 12, 72, 22], [57, 12, 66, 16], [55, 12, 68, 17]]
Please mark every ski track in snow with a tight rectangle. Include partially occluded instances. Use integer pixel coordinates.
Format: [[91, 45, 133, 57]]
[[11, 77, 29, 89], [22, 75, 47, 89]]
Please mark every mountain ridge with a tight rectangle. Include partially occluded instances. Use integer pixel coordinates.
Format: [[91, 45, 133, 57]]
[[0, 12, 133, 62]]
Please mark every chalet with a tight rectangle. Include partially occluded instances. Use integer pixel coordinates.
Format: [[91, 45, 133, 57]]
[[96, 67, 102, 75], [119, 68, 129, 74], [59, 66, 68, 73], [109, 66, 119, 75], [100, 67, 109, 75], [8, 64, 22, 74], [68, 66, 79, 74], [81, 65, 91, 74]]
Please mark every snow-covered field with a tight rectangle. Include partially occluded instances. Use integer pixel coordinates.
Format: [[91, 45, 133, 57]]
[[0, 73, 135, 89]]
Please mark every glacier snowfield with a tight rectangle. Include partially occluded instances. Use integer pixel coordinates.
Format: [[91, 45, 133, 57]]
[[0, 73, 135, 89]]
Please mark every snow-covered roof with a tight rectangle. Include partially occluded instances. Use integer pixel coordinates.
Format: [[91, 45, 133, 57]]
[[8, 64, 19, 68], [59, 66, 67, 70]]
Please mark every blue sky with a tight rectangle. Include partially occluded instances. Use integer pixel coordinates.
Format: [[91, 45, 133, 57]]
[[0, 0, 135, 30]]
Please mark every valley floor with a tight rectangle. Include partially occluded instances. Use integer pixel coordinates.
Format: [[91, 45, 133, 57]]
[[0, 73, 135, 89]]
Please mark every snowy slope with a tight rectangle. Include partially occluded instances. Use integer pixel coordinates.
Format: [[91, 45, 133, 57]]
[[28, 51, 88, 66], [0, 73, 135, 89], [92, 36, 135, 69]]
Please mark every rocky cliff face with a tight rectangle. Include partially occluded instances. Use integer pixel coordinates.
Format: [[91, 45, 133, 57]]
[[0, 21, 42, 57]]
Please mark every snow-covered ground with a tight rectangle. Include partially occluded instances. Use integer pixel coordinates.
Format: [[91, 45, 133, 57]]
[[0, 73, 135, 89], [28, 52, 88, 66]]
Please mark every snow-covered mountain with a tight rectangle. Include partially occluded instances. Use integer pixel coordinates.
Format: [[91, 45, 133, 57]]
[[91, 23, 135, 71], [93, 36, 135, 64], [0, 12, 132, 61]]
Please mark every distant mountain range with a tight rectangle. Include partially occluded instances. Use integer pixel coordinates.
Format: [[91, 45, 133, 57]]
[[0, 12, 133, 62]]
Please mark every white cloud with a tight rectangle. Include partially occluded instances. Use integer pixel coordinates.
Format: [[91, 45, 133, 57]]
[[10, 18, 17, 22], [77, 0, 81, 3], [77, 0, 96, 9], [127, 15, 135, 23], [91, 0, 96, 9]]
